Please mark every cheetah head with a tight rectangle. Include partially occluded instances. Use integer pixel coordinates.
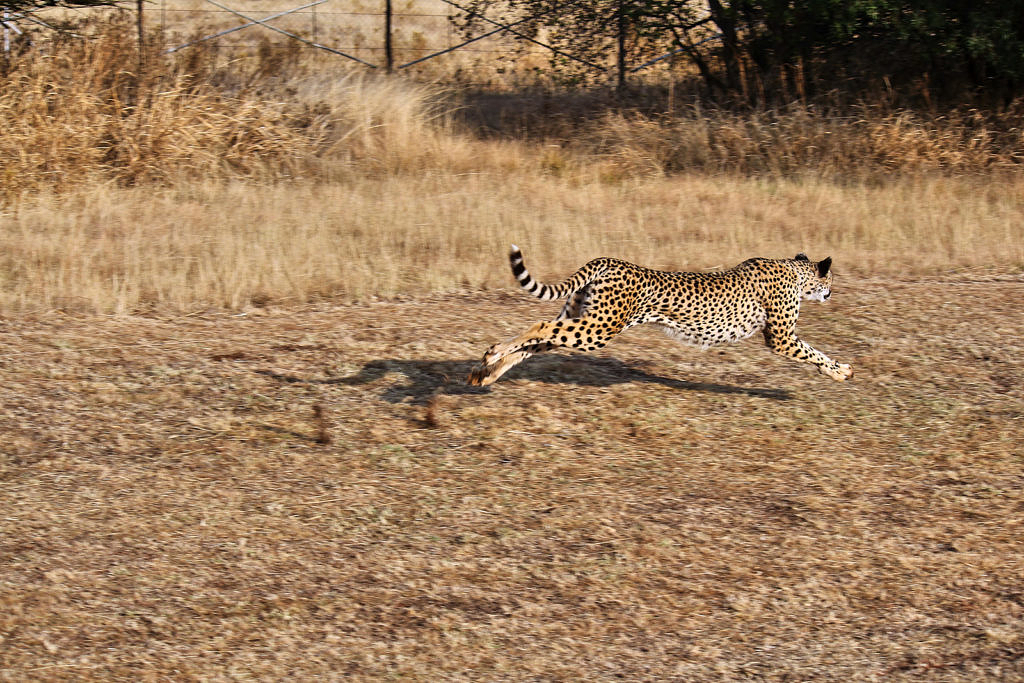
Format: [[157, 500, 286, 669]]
[[795, 253, 833, 302]]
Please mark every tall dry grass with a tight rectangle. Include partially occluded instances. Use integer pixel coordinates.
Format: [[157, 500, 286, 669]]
[[0, 17, 503, 199], [3, 172, 1022, 315], [1, 18, 1023, 315], [1, 20, 311, 196], [578, 105, 1024, 178], [6, 16, 1023, 196]]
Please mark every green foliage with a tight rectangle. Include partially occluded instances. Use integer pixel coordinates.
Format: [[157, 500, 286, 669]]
[[455, 0, 1024, 104]]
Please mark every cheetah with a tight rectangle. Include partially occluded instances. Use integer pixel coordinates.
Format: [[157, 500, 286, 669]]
[[466, 246, 853, 386]]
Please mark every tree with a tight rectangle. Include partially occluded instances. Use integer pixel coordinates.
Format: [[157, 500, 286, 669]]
[[454, 0, 1024, 104], [454, 0, 708, 88]]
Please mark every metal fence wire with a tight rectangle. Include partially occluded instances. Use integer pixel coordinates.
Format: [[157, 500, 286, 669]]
[[158, 0, 529, 74], [150, 0, 707, 80], [1, 0, 715, 82]]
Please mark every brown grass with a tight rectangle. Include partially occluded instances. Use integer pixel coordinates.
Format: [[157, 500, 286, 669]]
[[2, 19, 1023, 317], [0, 17, 488, 198], [6, 17, 1024, 190], [3, 15, 1023, 682], [1, 20, 312, 196], [2, 15, 1023, 681], [2, 172, 1022, 315], [580, 104, 1024, 178], [1, 277, 1022, 680]]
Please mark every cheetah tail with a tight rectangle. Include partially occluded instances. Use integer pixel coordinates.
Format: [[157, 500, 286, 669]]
[[508, 245, 601, 301]]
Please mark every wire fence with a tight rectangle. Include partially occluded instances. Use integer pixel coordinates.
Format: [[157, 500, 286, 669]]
[[154, 0, 531, 77], [4, 0, 710, 84]]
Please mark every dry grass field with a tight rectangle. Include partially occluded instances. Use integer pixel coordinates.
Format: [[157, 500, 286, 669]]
[[2, 15, 1024, 681], [2, 275, 1023, 680], [4, 173, 1023, 316], [3, 18, 1023, 316]]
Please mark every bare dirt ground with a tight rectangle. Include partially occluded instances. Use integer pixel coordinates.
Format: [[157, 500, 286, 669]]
[[2, 276, 1023, 681]]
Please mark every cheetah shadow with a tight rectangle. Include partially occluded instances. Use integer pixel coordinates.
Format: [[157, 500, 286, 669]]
[[257, 356, 792, 405]]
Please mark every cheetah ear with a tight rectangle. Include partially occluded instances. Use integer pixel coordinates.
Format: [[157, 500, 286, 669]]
[[795, 253, 809, 261], [817, 257, 833, 278]]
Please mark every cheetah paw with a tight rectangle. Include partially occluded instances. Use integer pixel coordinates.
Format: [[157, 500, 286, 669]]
[[467, 364, 496, 386], [824, 363, 854, 382]]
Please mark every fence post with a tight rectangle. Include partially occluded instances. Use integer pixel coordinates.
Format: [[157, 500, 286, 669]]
[[384, 0, 393, 73], [136, 0, 145, 72], [616, 1, 627, 89]]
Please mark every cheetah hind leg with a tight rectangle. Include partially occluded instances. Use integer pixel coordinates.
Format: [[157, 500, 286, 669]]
[[467, 348, 540, 386], [466, 317, 620, 386], [466, 322, 549, 386]]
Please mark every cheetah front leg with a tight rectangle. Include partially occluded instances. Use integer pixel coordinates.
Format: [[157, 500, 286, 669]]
[[467, 316, 624, 386], [763, 312, 853, 382]]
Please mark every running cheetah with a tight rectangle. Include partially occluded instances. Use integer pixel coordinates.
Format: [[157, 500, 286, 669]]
[[467, 246, 853, 386]]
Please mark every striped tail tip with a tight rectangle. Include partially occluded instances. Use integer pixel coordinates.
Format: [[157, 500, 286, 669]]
[[510, 248, 528, 282], [508, 244, 557, 300]]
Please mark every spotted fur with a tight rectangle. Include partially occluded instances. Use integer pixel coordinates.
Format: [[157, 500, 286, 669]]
[[466, 245, 853, 386]]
